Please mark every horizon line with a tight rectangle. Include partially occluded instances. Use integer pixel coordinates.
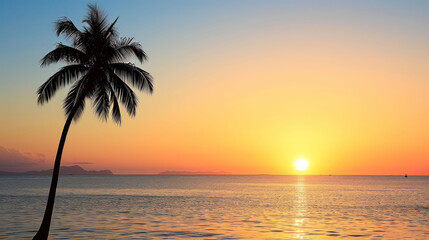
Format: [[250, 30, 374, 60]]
[[107, 174, 429, 176]]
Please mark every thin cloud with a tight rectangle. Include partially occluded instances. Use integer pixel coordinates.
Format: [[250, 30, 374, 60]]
[[0, 145, 49, 172]]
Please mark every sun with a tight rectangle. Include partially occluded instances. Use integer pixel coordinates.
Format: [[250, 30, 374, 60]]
[[294, 158, 309, 171]]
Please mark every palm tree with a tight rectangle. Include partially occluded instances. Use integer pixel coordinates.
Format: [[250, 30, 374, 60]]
[[33, 4, 153, 239]]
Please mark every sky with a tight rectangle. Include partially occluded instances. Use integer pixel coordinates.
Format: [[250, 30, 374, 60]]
[[0, 0, 428, 175]]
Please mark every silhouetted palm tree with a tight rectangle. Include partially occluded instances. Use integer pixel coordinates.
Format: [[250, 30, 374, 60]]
[[33, 4, 153, 239]]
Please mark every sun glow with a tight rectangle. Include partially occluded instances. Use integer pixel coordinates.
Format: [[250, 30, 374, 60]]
[[294, 158, 309, 171]]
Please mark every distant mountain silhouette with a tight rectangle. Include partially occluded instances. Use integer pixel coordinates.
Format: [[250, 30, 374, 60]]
[[0, 165, 113, 175], [158, 170, 230, 175]]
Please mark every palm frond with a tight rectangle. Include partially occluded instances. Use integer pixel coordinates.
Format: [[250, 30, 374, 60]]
[[55, 17, 82, 41], [63, 76, 89, 121], [109, 38, 147, 63], [110, 63, 153, 93], [40, 44, 87, 67], [93, 84, 111, 121], [109, 71, 138, 116], [104, 17, 119, 40], [83, 4, 108, 34], [108, 83, 122, 125], [37, 64, 88, 105]]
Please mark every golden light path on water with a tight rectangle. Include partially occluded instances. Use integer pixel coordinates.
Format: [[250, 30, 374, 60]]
[[294, 176, 307, 239]]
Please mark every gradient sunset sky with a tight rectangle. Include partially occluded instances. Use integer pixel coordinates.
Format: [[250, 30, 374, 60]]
[[0, 0, 428, 174]]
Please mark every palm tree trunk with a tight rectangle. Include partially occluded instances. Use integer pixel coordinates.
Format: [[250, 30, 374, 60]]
[[33, 109, 77, 240]]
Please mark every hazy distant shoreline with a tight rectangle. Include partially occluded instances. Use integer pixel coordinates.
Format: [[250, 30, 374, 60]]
[[0, 165, 113, 175], [158, 170, 231, 175]]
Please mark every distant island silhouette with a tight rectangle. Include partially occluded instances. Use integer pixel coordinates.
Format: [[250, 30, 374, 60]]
[[0, 165, 113, 175], [158, 170, 231, 175]]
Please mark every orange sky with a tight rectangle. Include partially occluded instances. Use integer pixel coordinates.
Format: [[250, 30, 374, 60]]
[[0, 1, 428, 174]]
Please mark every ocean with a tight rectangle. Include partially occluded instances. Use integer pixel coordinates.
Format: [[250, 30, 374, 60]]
[[0, 175, 427, 239]]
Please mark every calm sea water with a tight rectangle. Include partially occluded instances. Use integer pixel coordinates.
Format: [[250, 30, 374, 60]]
[[0, 175, 427, 239]]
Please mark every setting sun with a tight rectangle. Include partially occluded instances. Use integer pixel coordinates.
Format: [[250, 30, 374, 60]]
[[294, 158, 309, 171]]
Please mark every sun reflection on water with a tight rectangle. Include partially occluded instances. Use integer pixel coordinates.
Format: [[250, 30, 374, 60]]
[[294, 176, 307, 239]]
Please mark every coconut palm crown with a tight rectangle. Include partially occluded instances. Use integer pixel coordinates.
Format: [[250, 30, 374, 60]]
[[38, 4, 153, 124]]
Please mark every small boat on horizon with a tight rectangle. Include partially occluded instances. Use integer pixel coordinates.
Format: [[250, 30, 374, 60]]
[[404, 173, 408, 178]]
